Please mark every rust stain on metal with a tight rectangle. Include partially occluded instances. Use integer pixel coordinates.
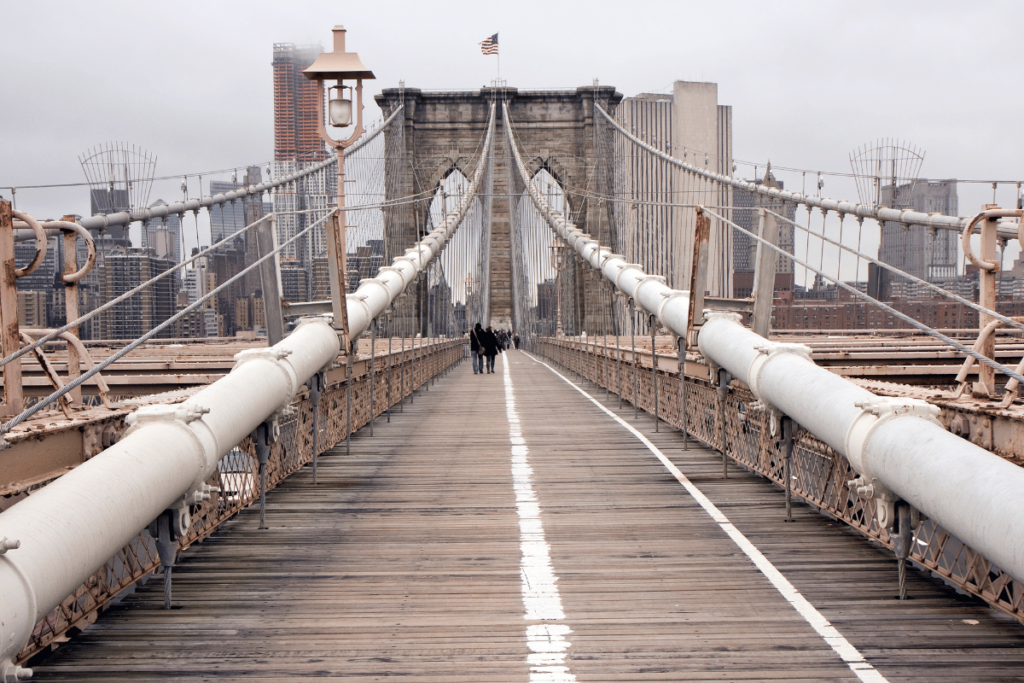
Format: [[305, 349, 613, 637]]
[[685, 207, 711, 349]]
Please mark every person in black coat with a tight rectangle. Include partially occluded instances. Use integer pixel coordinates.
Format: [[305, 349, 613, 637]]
[[469, 323, 485, 375], [481, 325, 500, 374]]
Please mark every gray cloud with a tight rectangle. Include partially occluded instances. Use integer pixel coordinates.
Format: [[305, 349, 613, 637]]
[[2, 0, 1020, 262]]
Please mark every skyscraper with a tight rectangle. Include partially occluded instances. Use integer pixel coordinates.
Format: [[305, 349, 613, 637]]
[[272, 43, 333, 277], [14, 236, 62, 327], [879, 179, 959, 282], [273, 44, 327, 164], [92, 249, 178, 340], [143, 200, 182, 265], [617, 82, 733, 295], [209, 181, 248, 245], [279, 260, 308, 303], [730, 173, 797, 298]]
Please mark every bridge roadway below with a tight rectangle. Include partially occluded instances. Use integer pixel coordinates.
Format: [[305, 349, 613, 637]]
[[30, 351, 1024, 681]]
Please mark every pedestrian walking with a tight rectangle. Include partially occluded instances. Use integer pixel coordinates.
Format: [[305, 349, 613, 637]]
[[470, 323, 485, 375], [482, 325, 500, 374]]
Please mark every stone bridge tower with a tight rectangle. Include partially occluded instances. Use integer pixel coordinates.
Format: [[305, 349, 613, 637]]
[[376, 85, 622, 333]]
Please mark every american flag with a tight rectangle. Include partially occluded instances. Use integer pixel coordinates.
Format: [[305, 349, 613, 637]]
[[480, 33, 498, 55]]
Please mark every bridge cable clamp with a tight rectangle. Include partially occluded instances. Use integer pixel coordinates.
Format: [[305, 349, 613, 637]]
[[613, 263, 643, 292], [357, 277, 392, 301], [631, 274, 666, 306], [124, 404, 214, 531], [232, 347, 294, 383], [123, 403, 211, 437], [702, 309, 743, 325], [599, 251, 622, 269], [656, 290, 688, 329], [752, 341, 813, 361], [844, 396, 940, 528], [160, 483, 221, 538], [232, 347, 299, 407], [741, 341, 813, 404]]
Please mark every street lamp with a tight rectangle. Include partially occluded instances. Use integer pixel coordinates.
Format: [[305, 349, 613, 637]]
[[549, 238, 569, 338], [303, 25, 375, 343], [464, 274, 476, 332]]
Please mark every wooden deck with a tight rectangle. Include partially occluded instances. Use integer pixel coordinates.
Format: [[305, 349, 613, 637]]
[[30, 350, 1024, 681]]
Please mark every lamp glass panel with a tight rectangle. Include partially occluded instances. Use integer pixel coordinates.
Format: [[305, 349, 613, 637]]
[[329, 99, 353, 127]]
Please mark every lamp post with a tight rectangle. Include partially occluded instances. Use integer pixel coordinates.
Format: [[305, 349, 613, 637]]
[[549, 238, 569, 338], [303, 25, 375, 347], [464, 274, 476, 330]]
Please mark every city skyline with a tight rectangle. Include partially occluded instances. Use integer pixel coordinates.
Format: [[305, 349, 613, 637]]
[[2, 2, 1021, 279]]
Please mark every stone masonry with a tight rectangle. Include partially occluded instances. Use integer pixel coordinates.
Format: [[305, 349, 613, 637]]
[[376, 86, 622, 332]]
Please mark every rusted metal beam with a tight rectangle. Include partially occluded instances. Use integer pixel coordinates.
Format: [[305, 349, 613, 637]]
[[976, 207, 999, 397], [324, 209, 350, 344], [62, 215, 82, 404], [685, 207, 711, 348], [0, 201, 22, 416], [282, 300, 333, 317]]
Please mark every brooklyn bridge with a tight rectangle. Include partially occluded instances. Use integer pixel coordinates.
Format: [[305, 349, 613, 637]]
[[2, 23, 1024, 683]]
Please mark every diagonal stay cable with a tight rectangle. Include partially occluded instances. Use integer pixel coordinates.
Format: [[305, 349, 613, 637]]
[[4, 108, 410, 368], [701, 206, 1024, 387], [1, 209, 334, 437], [2, 213, 271, 369], [764, 207, 1024, 336], [8, 106, 404, 235], [2, 104, 496, 437], [3, 190, 435, 370], [593, 102, 995, 236]]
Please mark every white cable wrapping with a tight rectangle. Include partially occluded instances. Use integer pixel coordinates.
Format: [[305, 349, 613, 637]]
[[0, 103, 495, 667], [507, 102, 1024, 589]]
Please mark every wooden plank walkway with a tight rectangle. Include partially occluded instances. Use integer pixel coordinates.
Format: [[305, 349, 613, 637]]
[[30, 350, 1024, 681]]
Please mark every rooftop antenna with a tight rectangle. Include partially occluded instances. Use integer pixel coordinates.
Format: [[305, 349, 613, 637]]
[[79, 142, 157, 243], [848, 139, 925, 209]]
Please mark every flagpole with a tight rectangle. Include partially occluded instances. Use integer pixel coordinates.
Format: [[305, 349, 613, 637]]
[[481, 34, 500, 85]]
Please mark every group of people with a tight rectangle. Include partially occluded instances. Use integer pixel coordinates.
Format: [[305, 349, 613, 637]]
[[494, 329, 518, 351], [468, 324, 520, 374]]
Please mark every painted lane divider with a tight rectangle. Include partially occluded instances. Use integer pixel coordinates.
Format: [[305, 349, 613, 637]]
[[503, 355, 577, 683], [524, 352, 888, 683]]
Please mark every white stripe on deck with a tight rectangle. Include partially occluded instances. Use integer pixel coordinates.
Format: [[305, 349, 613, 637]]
[[525, 353, 888, 683], [503, 355, 577, 683]]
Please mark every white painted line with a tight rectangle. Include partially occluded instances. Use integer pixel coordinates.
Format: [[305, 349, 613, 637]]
[[524, 352, 888, 683], [503, 355, 577, 683]]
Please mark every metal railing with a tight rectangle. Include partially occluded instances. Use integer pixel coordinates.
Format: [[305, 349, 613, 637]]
[[0, 105, 496, 679], [535, 336, 1024, 623], [506, 103, 1024, 608], [15, 339, 463, 664]]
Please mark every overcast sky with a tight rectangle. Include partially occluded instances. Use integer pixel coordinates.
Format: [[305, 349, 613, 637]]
[[2, 0, 1022, 271]]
